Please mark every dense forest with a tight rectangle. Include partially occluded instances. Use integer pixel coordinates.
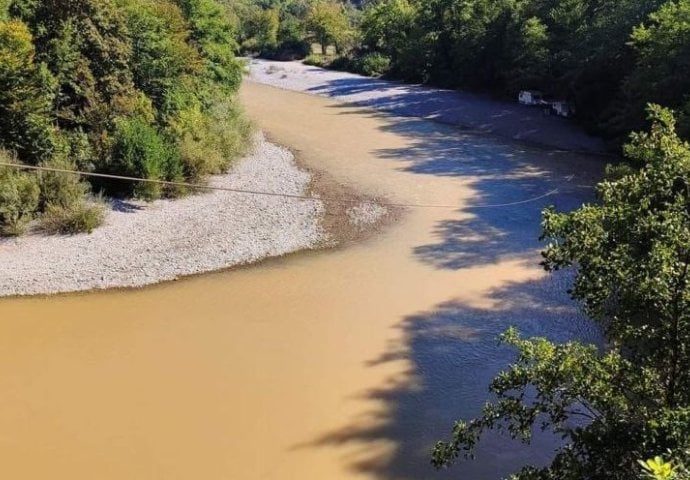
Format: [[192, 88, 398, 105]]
[[235, 0, 690, 145], [0, 0, 249, 235]]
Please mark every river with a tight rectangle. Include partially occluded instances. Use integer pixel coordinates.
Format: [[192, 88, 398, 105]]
[[0, 80, 601, 479]]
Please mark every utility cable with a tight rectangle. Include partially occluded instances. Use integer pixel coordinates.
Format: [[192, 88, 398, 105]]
[[0, 162, 581, 210]]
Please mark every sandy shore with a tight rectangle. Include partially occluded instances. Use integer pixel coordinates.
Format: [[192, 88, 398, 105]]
[[0, 134, 336, 297], [247, 58, 606, 154]]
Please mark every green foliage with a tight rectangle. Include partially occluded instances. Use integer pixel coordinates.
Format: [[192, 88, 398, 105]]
[[233, 0, 312, 59], [305, 1, 351, 55], [0, 151, 40, 235], [176, 0, 242, 93], [17, 0, 138, 129], [617, 0, 690, 138], [434, 107, 690, 478], [37, 156, 91, 210], [111, 117, 176, 199], [303, 52, 328, 67], [640, 456, 678, 480], [0, 0, 249, 235], [121, 0, 201, 112], [432, 329, 662, 479], [255, 8, 280, 50], [39, 199, 104, 234], [357, 52, 390, 76], [169, 97, 250, 181], [542, 105, 690, 402], [0, 19, 56, 163]]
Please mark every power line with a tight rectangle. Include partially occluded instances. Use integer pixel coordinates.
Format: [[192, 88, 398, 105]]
[[0, 161, 575, 210]]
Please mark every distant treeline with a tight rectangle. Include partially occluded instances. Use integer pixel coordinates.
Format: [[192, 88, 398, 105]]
[[0, 0, 249, 235], [234, 0, 690, 145]]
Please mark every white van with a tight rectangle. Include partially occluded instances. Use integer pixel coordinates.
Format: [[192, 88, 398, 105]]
[[518, 90, 545, 106], [551, 101, 573, 118]]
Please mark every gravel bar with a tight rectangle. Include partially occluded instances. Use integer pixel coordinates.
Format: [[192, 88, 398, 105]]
[[0, 134, 325, 297], [247, 58, 606, 154]]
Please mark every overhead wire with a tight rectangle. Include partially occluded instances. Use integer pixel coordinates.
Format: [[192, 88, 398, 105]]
[[0, 161, 580, 210]]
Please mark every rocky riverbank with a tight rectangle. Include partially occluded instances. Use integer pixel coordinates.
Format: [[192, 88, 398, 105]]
[[0, 133, 386, 297]]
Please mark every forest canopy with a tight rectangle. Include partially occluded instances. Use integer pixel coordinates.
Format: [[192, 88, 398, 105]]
[[0, 0, 250, 235], [234, 0, 690, 145]]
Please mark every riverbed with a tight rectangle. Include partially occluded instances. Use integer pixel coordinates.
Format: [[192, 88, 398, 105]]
[[0, 75, 602, 479]]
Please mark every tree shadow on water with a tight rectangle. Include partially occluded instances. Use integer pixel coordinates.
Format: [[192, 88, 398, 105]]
[[293, 99, 603, 478], [368, 114, 601, 271], [295, 276, 599, 480]]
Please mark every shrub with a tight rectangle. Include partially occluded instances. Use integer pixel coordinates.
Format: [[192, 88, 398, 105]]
[[169, 98, 251, 182], [111, 117, 178, 199], [240, 36, 260, 54], [304, 53, 327, 67], [357, 52, 391, 77], [0, 151, 40, 235], [327, 54, 356, 71], [38, 156, 90, 210], [40, 199, 105, 235]]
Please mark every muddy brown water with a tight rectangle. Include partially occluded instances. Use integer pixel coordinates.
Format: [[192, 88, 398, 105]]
[[0, 81, 601, 479]]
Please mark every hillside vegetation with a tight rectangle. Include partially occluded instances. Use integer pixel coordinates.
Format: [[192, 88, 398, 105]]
[[0, 0, 250, 235], [236, 0, 690, 146]]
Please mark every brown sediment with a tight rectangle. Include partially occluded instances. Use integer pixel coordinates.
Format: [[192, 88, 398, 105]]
[[301, 150, 402, 247], [0, 79, 601, 480]]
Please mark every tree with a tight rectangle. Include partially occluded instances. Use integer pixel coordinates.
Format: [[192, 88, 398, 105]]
[[433, 106, 690, 478], [122, 0, 201, 112], [176, 0, 243, 93], [0, 19, 56, 162], [254, 8, 280, 51], [543, 105, 690, 403], [360, 0, 416, 60], [305, 0, 350, 55], [616, 0, 690, 137], [15, 0, 137, 126]]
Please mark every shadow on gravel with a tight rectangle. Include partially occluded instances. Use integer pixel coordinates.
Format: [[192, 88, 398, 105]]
[[307, 75, 605, 153], [110, 199, 145, 213], [296, 276, 598, 480]]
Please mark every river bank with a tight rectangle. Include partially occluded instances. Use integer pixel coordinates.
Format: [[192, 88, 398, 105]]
[[0, 133, 386, 297], [247, 58, 606, 154], [0, 78, 601, 480]]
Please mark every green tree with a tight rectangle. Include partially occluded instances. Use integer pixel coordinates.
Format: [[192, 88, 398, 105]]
[[14, 0, 138, 129], [110, 116, 176, 199], [617, 0, 690, 137], [254, 8, 280, 51], [305, 0, 350, 55], [122, 0, 201, 112], [0, 19, 56, 162], [360, 0, 416, 62], [433, 106, 690, 478], [0, 150, 40, 235], [176, 0, 242, 93]]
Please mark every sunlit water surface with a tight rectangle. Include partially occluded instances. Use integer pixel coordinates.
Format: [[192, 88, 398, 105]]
[[0, 82, 601, 479]]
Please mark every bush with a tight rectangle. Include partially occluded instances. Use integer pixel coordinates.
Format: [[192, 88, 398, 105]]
[[38, 156, 90, 210], [111, 117, 178, 200], [357, 52, 391, 77], [240, 36, 260, 54], [304, 53, 328, 67], [327, 54, 356, 71], [40, 199, 105, 235], [0, 152, 40, 235], [170, 98, 251, 182]]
